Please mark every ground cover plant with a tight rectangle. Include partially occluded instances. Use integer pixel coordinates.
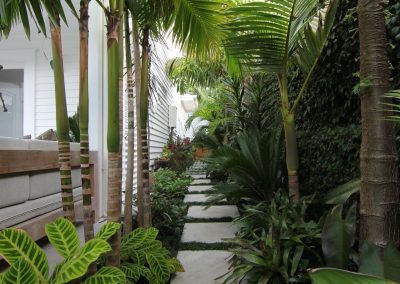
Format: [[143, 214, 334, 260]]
[[150, 168, 192, 255]]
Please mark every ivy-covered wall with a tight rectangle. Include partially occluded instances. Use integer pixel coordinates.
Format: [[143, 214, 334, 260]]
[[292, 0, 400, 199]]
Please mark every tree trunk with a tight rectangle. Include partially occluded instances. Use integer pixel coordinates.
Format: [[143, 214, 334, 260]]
[[124, 9, 135, 235], [278, 76, 300, 203], [138, 26, 152, 228], [50, 17, 75, 222], [132, 17, 144, 227], [106, 2, 122, 266], [79, 0, 94, 245], [358, 0, 400, 249]]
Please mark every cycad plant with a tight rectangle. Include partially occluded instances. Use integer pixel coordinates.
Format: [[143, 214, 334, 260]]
[[204, 130, 282, 204], [0, 218, 124, 283], [224, 0, 340, 202]]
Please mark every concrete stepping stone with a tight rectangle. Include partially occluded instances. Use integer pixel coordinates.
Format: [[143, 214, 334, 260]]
[[184, 194, 226, 204], [191, 174, 207, 179], [191, 179, 212, 185], [181, 222, 237, 243], [171, 250, 231, 284], [188, 184, 213, 193], [187, 205, 239, 219]]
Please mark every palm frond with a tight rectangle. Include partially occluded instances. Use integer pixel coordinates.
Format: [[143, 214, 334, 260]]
[[171, 0, 226, 59]]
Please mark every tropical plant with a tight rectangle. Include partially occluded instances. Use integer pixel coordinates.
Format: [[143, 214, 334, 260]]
[[120, 227, 184, 283], [310, 242, 400, 284], [96, 0, 123, 266], [150, 168, 191, 252], [358, 0, 400, 247], [157, 137, 194, 173], [48, 2, 80, 222], [124, 7, 135, 236], [310, 268, 399, 284], [321, 203, 357, 269], [224, 0, 340, 202], [125, 0, 227, 227], [0, 217, 124, 283], [78, 0, 95, 248], [68, 112, 80, 142], [204, 130, 282, 204], [223, 191, 323, 283]]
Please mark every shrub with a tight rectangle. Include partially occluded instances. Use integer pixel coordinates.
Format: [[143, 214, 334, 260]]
[[0, 218, 124, 283], [156, 137, 194, 174], [224, 191, 323, 283], [121, 227, 184, 284], [151, 169, 192, 254]]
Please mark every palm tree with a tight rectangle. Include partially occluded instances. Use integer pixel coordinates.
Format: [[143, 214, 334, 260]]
[[1, 0, 78, 221], [224, 0, 340, 202], [123, 8, 135, 235], [96, 0, 123, 266], [126, 0, 226, 227], [358, 0, 400, 248], [78, 0, 95, 244], [48, 2, 81, 222]]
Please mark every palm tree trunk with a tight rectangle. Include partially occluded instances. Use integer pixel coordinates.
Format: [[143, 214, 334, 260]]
[[132, 16, 144, 227], [106, 0, 122, 266], [138, 26, 152, 228], [79, 0, 94, 245], [50, 17, 75, 222], [124, 9, 135, 235], [278, 75, 299, 203], [358, 0, 400, 249]]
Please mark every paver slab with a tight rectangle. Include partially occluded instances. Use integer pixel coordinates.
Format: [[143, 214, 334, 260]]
[[187, 205, 239, 219], [181, 222, 237, 243], [191, 179, 212, 185], [184, 194, 226, 204], [188, 184, 213, 193], [171, 250, 231, 284], [191, 174, 207, 179]]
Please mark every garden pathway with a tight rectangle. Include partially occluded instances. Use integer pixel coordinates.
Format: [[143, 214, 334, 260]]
[[172, 164, 238, 284]]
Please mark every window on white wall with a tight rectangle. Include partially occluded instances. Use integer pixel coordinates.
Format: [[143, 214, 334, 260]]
[[0, 69, 24, 138]]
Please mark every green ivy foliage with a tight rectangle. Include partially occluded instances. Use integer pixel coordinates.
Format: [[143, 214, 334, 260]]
[[292, 0, 400, 205]]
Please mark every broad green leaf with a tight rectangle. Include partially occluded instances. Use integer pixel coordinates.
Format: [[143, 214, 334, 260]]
[[168, 257, 185, 273], [3, 258, 39, 284], [54, 239, 111, 284], [45, 217, 80, 258], [121, 263, 150, 282], [321, 205, 353, 269], [383, 243, 400, 282], [325, 179, 360, 204], [83, 266, 126, 284], [94, 222, 121, 241], [360, 242, 384, 278], [309, 268, 398, 284], [122, 227, 159, 251], [146, 253, 171, 282], [0, 228, 49, 280]]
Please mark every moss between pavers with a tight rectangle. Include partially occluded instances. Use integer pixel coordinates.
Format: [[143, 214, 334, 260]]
[[179, 242, 235, 251]]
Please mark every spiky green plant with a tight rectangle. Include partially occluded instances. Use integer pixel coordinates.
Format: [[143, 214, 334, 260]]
[[0, 218, 124, 283], [224, 0, 340, 202]]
